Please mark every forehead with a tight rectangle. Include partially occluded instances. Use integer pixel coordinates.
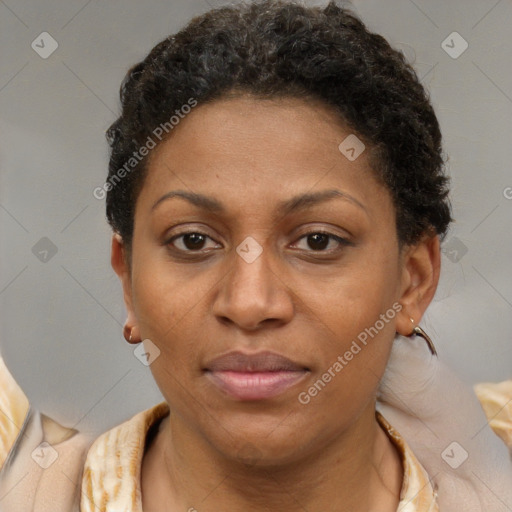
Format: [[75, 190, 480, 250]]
[[148, 95, 356, 164], [137, 95, 393, 221]]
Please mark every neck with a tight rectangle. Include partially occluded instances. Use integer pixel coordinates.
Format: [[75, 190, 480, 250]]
[[142, 400, 402, 512]]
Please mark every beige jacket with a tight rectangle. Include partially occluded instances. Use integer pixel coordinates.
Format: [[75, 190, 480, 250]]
[[1, 356, 511, 512]]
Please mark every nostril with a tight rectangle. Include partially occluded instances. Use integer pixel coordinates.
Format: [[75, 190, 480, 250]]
[[217, 316, 233, 326]]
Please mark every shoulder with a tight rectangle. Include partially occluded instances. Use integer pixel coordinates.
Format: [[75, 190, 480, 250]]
[[80, 400, 170, 512], [474, 379, 512, 450], [0, 355, 30, 470], [0, 356, 94, 512]]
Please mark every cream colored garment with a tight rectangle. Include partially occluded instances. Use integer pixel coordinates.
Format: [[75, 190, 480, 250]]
[[1, 355, 511, 512], [474, 380, 512, 452], [0, 356, 95, 512], [0, 355, 29, 469], [80, 403, 440, 512], [378, 335, 512, 511]]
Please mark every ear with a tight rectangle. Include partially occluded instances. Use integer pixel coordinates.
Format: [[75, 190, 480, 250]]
[[395, 233, 441, 336], [111, 233, 138, 329]]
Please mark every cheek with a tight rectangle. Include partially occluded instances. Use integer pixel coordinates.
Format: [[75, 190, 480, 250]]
[[294, 259, 399, 405], [296, 253, 400, 340], [130, 259, 216, 376], [131, 247, 202, 332], [298, 346, 389, 435], [132, 274, 174, 333], [295, 308, 397, 433]]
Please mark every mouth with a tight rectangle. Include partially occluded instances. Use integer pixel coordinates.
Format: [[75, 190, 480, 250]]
[[203, 350, 310, 401]]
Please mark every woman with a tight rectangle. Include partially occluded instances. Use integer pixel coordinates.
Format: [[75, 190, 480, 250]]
[[1, 1, 511, 511]]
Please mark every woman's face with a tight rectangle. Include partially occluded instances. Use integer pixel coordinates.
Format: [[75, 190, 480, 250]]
[[113, 95, 425, 464]]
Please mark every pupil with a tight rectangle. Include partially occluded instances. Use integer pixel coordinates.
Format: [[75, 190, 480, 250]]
[[308, 233, 328, 250], [184, 233, 205, 250]]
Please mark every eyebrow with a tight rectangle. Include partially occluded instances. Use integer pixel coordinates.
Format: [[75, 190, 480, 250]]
[[151, 189, 368, 216]]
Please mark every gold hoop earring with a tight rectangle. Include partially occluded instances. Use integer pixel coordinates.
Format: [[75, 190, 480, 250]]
[[408, 317, 437, 357]]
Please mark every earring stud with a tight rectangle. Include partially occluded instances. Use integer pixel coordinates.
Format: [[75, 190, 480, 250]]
[[123, 324, 139, 344]]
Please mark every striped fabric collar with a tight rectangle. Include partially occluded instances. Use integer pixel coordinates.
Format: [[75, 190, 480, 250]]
[[80, 403, 438, 512]]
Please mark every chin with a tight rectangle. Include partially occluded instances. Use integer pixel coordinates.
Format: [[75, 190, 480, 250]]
[[199, 412, 315, 467]]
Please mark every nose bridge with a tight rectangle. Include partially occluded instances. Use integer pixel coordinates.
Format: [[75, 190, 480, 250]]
[[228, 239, 274, 304], [213, 236, 293, 329]]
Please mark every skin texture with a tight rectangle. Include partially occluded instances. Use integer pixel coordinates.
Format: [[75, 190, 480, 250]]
[[111, 96, 441, 511]]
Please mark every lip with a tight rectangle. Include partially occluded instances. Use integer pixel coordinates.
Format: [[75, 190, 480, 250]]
[[205, 350, 308, 373], [203, 351, 310, 401]]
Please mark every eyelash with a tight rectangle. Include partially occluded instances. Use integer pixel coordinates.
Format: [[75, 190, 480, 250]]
[[165, 230, 352, 256]]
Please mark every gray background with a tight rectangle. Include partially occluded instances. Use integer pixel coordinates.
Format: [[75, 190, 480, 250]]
[[1, 0, 511, 435]]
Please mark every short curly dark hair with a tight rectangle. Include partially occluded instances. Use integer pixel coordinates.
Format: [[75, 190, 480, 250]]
[[104, 0, 452, 254]]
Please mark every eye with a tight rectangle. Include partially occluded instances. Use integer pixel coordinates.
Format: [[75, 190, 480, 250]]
[[292, 231, 352, 252], [166, 231, 220, 252], [165, 229, 352, 256]]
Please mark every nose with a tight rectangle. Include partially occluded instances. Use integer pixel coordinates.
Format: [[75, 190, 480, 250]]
[[212, 241, 294, 331]]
